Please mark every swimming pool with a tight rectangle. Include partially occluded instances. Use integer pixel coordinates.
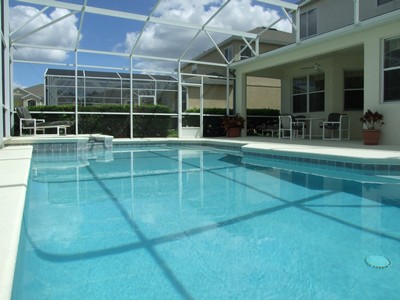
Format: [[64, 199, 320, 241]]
[[12, 144, 400, 299]]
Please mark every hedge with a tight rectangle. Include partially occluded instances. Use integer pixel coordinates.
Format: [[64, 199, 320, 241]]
[[17, 104, 172, 138], [16, 105, 280, 137]]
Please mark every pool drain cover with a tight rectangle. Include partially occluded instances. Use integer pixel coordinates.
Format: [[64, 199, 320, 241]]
[[365, 255, 391, 269]]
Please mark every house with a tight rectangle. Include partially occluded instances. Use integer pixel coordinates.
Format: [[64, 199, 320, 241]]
[[232, 0, 400, 143], [180, 28, 294, 111], [13, 84, 44, 107]]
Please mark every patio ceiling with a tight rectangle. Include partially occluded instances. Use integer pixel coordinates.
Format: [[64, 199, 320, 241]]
[[10, 0, 299, 75], [246, 45, 364, 78]]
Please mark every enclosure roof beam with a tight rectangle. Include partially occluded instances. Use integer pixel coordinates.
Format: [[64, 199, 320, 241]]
[[74, 0, 87, 50], [130, 0, 161, 56], [10, 6, 49, 37], [11, 10, 78, 43], [179, 0, 231, 60], [18, 0, 257, 39]]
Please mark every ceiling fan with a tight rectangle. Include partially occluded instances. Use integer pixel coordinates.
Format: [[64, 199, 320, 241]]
[[301, 63, 322, 72]]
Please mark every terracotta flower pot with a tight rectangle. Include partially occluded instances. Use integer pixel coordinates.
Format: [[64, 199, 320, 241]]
[[227, 127, 241, 137], [363, 129, 380, 145]]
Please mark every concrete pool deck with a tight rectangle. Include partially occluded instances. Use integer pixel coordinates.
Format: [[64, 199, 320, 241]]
[[1, 135, 400, 299]]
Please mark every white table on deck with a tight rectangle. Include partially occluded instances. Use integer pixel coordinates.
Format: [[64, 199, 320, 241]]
[[296, 117, 325, 140]]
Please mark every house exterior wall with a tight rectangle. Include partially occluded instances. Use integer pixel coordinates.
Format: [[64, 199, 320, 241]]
[[360, 0, 400, 21], [363, 23, 400, 145], [186, 84, 234, 110], [246, 77, 281, 109], [298, 0, 400, 39], [298, 0, 354, 37], [234, 12, 400, 144], [181, 32, 290, 111]]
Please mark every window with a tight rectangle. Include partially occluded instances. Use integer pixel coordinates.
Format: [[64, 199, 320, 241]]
[[300, 9, 317, 39], [378, 0, 393, 5], [224, 46, 233, 61], [292, 74, 325, 113], [240, 45, 252, 60], [383, 36, 400, 102], [344, 71, 364, 110]]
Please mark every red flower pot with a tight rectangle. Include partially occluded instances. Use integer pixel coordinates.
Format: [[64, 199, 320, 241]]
[[363, 129, 380, 145], [227, 127, 241, 137]]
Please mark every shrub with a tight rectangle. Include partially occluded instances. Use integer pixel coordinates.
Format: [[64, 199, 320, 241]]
[[16, 104, 172, 137]]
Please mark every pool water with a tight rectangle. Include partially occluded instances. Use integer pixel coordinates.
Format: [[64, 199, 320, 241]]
[[12, 145, 400, 299]]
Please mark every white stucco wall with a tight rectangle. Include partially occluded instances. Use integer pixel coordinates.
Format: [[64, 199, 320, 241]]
[[234, 14, 400, 145], [364, 25, 400, 145]]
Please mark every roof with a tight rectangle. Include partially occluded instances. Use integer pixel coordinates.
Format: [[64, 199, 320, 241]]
[[183, 27, 294, 65], [249, 27, 294, 45]]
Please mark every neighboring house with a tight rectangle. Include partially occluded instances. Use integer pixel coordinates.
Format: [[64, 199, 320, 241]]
[[180, 28, 294, 111], [44, 69, 179, 112], [232, 0, 400, 143], [13, 84, 44, 107]]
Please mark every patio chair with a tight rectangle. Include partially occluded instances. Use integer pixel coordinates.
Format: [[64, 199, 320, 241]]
[[16, 106, 74, 136], [257, 119, 280, 137], [322, 113, 350, 140], [279, 115, 305, 139]]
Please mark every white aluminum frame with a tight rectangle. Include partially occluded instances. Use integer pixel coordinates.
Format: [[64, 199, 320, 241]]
[[5, 0, 299, 138]]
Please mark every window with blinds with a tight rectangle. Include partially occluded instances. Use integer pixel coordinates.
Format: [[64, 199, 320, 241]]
[[383, 36, 400, 102]]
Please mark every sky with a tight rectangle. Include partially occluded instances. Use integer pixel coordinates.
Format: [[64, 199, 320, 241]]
[[9, 0, 298, 88]]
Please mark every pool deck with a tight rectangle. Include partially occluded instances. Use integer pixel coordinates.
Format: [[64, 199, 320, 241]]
[[0, 145, 32, 300], [1, 135, 400, 299]]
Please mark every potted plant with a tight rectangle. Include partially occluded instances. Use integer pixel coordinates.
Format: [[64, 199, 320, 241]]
[[222, 114, 245, 137], [360, 109, 384, 145]]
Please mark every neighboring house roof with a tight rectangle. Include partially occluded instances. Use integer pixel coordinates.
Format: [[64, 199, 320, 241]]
[[184, 27, 294, 68], [248, 27, 294, 46], [14, 86, 43, 100], [25, 84, 44, 99]]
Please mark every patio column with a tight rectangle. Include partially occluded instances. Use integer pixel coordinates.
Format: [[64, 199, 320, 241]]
[[235, 71, 247, 136]]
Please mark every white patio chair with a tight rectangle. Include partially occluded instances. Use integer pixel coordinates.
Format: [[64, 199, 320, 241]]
[[16, 106, 74, 136], [279, 115, 305, 139]]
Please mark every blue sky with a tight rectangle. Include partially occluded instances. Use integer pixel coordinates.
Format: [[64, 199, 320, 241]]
[[9, 0, 298, 88]]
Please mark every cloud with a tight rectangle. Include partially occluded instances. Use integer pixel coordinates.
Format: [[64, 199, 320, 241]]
[[10, 5, 80, 62], [119, 1, 292, 54], [116, 0, 293, 71]]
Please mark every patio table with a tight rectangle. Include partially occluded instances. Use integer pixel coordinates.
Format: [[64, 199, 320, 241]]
[[296, 117, 325, 140]]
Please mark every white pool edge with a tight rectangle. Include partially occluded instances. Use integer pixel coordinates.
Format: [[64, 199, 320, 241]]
[[0, 146, 32, 300]]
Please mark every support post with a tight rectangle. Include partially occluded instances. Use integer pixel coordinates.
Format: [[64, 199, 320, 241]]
[[178, 60, 182, 138], [74, 50, 78, 135]]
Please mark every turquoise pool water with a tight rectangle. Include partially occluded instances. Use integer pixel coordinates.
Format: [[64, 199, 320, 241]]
[[12, 145, 400, 299]]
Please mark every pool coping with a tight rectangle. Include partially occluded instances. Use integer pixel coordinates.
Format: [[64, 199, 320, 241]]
[[1, 137, 400, 300], [0, 146, 32, 300], [112, 138, 400, 166]]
